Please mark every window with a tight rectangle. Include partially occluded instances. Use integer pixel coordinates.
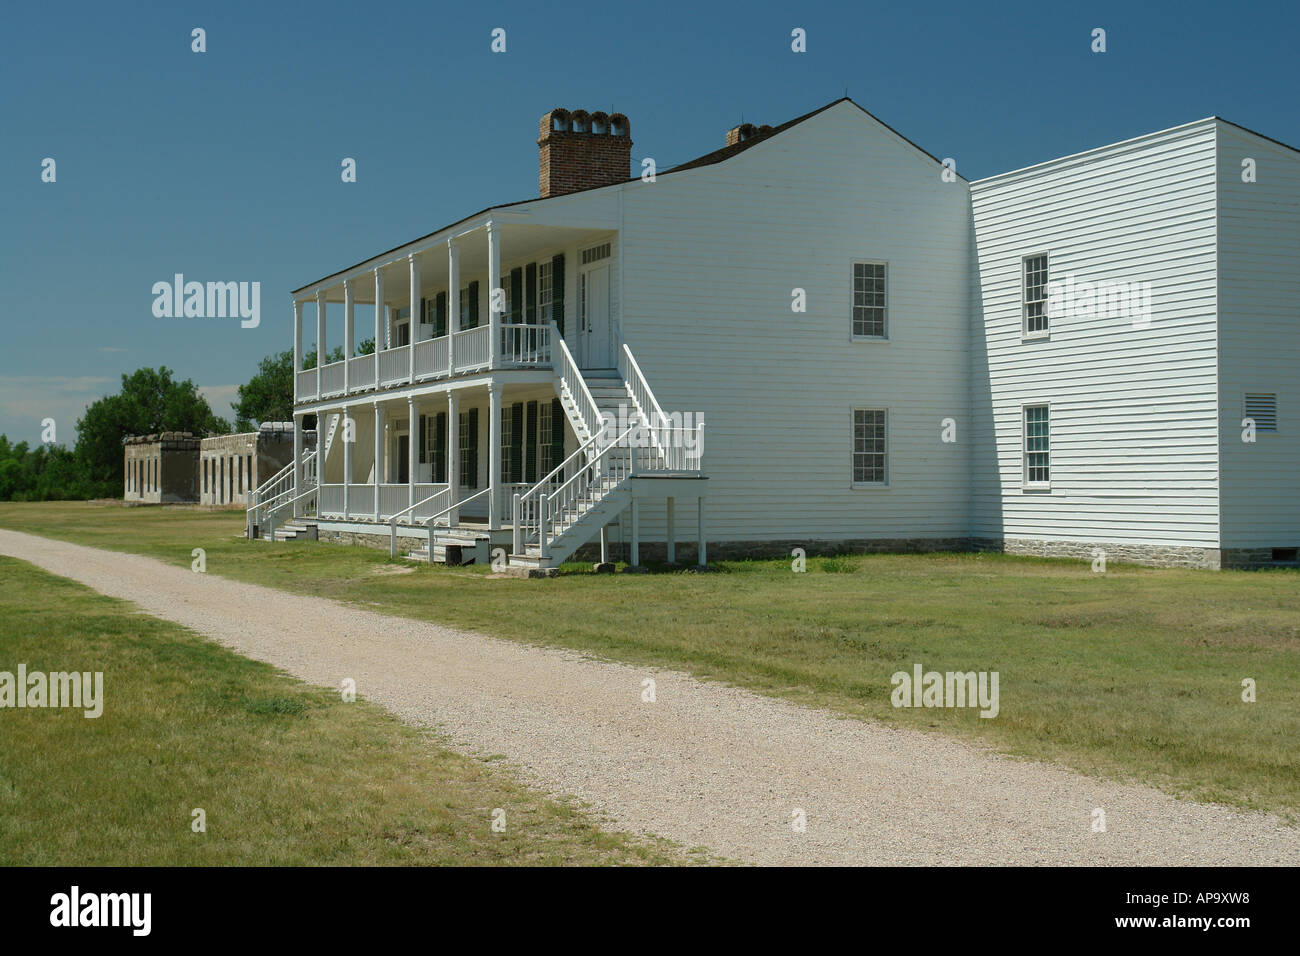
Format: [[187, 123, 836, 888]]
[[539, 401, 553, 476], [852, 262, 887, 339], [1244, 393, 1278, 432], [538, 262, 552, 323], [500, 404, 514, 482], [460, 287, 472, 329], [1023, 404, 1050, 486], [581, 243, 611, 265], [1023, 255, 1049, 335], [852, 409, 888, 485], [458, 409, 478, 487]]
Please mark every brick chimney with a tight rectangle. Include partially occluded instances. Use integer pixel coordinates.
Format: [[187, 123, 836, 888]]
[[724, 122, 774, 147], [538, 108, 633, 198]]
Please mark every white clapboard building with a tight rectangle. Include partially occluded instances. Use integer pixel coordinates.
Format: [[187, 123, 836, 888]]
[[246, 99, 1298, 570]]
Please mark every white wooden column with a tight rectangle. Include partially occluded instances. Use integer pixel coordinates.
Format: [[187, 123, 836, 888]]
[[630, 498, 640, 567], [666, 497, 676, 564], [373, 268, 385, 352], [373, 402, 384, 521], [697, 497, 707, 566], [315, 290, 327, 398], [408, 253, 420, 381], [488, 381, 502, 529], [408, 395, 418, 507], [343, 407, 353, 518], [487, 221, 501, 370], [292, 300, 303, 403], [343, 280, 354, 393], [447, 240, 460, 375], [447, 390, 460, 526], [292, 415, 303, 517]]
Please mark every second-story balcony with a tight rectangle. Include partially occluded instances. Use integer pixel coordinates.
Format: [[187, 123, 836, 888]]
[[296, 322, 553, 403]]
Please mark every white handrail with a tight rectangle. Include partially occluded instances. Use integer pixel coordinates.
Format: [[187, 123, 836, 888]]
[[388, 485, 453, 557], [514, 425, 638, 553], [418, 487, 491, 562], [551, 322, 601, 439], [247, 450, 317, 537]]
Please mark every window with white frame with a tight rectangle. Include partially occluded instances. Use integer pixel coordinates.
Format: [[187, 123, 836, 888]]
[[1023, 254, 1049, 335], [538, 262, 552, 323], [852, 408, 888, 485], [1023, 404, 1050, 485], [538, 401, 554, 475], [852, 262, 887, 339]]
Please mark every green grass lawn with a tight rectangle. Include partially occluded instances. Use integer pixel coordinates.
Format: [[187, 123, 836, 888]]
[[0, 553, 693, 865], [2, 501, 1298, 820]]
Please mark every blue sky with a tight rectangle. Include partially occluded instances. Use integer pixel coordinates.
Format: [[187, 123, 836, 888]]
[[2, 0, 1297, 445]]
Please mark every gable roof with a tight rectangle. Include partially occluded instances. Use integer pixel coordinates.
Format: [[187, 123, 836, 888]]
[[289, 98, 960, 293]]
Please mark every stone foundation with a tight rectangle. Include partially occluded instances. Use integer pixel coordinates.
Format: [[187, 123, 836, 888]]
[[1000, 537, 1221, 570], [300, 526, 1300, 572]]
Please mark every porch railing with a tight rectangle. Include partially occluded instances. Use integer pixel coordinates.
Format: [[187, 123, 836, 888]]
[[513, 425, 638, 557], [414, 337, 449, 380], [319, 360, 345, 396], [453, 326, 490, 372], [499, 323, 551, 366], [349, 352, 376, 391], [378, 346, 410, 386], [551, 321, 601, 440], [296, 369, 316, 402]]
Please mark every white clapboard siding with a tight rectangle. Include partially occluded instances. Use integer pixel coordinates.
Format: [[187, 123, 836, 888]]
[[616, 101, 973, 543], [970, 121, 1221, 547], [1216, 122, 1300, 548]]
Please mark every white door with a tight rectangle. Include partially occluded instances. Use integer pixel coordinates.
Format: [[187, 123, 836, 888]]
[[579, 263, 612, 368]]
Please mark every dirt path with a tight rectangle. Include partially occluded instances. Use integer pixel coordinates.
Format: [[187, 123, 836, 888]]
[[2, 528, 1295, 865]]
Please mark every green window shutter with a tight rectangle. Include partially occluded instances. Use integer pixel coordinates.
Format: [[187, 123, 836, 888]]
[[509, 403, 524, 483], [551, 254, 565, 337], [419, 297, 427, 325], [434, 412, 447, 483], [418, 414, 427, 464], [467, 407, 479, 487], [468, 281, 479, 328], [435, 292, 447, 337], [550, 398, 565, 479], [525, 263, 537, 324], [525, 400, 539, 483], [509, 267, 523, 323]]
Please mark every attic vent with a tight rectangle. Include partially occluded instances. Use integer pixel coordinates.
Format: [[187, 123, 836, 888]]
[[1244, 393, 1278, 432], [581, 243, 611, 265]]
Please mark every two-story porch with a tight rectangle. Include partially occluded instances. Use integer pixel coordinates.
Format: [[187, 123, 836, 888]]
[[248, 213, 708, 570]]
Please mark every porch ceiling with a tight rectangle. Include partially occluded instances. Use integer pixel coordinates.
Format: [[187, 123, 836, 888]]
[[318, 224, 610, 304]]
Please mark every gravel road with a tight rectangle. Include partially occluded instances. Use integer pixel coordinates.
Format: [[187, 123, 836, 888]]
[[2, 528, 1295, 865]]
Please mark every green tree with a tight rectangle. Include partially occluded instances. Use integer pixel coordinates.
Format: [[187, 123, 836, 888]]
[[74, 367, 229, 496], [232, 339, 373, 431]]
